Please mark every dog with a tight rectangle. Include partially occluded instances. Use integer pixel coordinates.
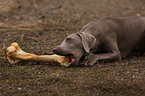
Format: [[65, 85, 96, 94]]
[[53, 16, 145, 66]]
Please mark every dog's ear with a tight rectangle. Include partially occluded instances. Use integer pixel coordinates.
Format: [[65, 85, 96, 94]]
[[77, 33, 96, 53]]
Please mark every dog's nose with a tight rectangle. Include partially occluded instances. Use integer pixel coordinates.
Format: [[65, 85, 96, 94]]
[[52, 48, 58, 54]]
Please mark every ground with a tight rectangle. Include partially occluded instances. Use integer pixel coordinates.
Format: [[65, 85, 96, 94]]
[[0, 0, 145, 95]]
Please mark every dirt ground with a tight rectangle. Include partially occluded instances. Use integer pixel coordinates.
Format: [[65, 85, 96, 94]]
[[0, 0, 145, 95]]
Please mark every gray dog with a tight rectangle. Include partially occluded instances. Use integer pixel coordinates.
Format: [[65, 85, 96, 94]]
[[53, 16, 145, 66]]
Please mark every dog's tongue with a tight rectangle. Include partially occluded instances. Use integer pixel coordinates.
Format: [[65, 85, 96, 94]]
[[71, 59, 76, 62], [69, 56, 76, 65], [70, 59, 76, 65], [69, 55, 77, 65]]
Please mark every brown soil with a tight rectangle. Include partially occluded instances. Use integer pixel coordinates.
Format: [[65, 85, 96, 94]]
[[0, 0, 145, 95]]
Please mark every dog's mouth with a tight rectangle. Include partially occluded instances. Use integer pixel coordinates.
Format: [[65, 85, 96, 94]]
[[68, 54, 77, 65], [54, 52, 78, 65]]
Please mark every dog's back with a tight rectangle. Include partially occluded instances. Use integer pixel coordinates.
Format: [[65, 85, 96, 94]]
[[106, 16, 145, 57], [82, 16, 145, 58]]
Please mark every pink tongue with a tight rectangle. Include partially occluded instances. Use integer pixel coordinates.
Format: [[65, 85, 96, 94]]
[[72, 59, 75, 62], [70, 59, 76, 65]]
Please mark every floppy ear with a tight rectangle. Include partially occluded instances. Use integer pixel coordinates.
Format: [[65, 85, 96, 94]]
[[77, 33, 96, 53]]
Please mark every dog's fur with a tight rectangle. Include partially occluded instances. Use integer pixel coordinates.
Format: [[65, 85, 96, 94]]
[[53, 16, 145, 66]]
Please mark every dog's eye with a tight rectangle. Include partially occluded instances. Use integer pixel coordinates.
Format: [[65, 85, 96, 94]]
[[66, 38, 71, 41]]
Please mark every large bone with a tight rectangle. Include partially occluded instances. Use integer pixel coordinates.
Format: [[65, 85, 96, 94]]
[[6, 43, 70, 66]]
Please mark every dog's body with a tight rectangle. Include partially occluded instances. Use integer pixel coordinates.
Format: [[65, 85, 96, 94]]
[[53, 16, 145, 66]]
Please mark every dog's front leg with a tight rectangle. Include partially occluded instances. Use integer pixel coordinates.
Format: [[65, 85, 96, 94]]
[[84, 40, 121, 66], [84, 50, 121, 66]]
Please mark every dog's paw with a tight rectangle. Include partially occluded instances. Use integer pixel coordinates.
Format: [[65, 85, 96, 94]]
[[82, 53, 98, 66], [84, 59, 96, 66], [80, 58, 98, 67]]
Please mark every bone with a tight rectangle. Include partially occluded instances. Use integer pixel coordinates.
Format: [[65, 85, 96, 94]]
[[6, 42, 70, 66]]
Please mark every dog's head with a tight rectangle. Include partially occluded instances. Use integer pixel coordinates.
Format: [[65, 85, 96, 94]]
[[52, 33, 96, 65]]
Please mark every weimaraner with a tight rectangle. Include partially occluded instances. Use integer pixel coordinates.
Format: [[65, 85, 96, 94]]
[[53, 16, 145, 66]]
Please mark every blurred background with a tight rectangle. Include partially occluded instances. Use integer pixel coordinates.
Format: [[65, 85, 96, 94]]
[[0, 0, 145, 28]]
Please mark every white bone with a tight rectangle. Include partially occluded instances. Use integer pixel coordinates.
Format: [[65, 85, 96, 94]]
[[6, 42, 70, 67]]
